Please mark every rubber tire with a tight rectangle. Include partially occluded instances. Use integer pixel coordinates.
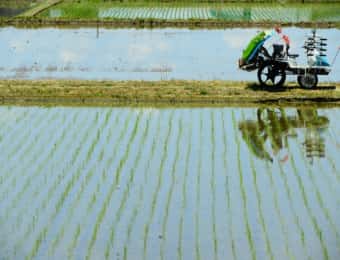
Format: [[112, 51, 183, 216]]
[[297, 74, 318, 89], [257, 62, 286, 88]]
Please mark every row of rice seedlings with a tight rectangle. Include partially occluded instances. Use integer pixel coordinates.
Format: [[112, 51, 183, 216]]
[[0, 108, 29, 149], [0, 108, 40, 194], [276, 159, 309, 258], [311, 137, 340, 219], [263, 141, 292, 257], [85, 111, 143, 260], [84, 111, 115, 213], [280, 108, 328, 258], [288, 148, 329, 259], [99, 7, 215, 20], [276, 154, 309, 257], [238, 110, 277, 259], [323, 121, 340, 178], [48, 110, 123, 255], [220, 110, 237, 259], [116, 113, 162, 260], [177, 111, 192, 260], [53, 111, 113, 247], [86, 112, 141, 259], [294, 125, 334, 217], [21, 110, 99, 259], [248, 154, 274, 259], [0, 109, 45, 186], [12, 112, 72, 205], [160, 117, 183, 260], [26, 110, 113, 259], [13, 112, 73, 199], [0, 110, 47, 253], [249, 110, 308, 258], [231, 111, 256, 260], [48, 110, 122, 257], [194, 112, 203, 260], [298, 145, 340, 254], [9, 111, 73, 234], [252, 7, 269, 21], [119, 114, 155, 260], [209, 111, 218, 260], [41, 112, 102, 254], [11, 111, 77, 256], [75, 109, 133, 257], [119, 114, 154, 259], [1, 110, 68, 255], [96, 4, 339, 21], [32, 111, 92, 257], [0, 110, 57, 212], [142, 111, 175, 260], [4, 109, 51, 163]]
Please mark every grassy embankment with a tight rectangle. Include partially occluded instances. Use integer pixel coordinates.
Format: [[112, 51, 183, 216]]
[[0, 80, 339, 106], [1, 0, 339, 28]]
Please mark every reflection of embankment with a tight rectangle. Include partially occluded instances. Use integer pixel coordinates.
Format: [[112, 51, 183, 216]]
[[238, 108, 329, 162]]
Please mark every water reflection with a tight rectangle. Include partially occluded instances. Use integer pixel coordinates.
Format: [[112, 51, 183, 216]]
[[1, 27, 339, 81], [239, 108, 329, 163]]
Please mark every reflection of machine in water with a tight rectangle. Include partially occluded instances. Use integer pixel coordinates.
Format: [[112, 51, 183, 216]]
[[238, 108, 329, 163]]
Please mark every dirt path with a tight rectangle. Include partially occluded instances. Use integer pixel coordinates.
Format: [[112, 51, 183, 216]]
[[2, 18, 339, 29], [0, 80, 339, 106], [20, 0, 63, 17]]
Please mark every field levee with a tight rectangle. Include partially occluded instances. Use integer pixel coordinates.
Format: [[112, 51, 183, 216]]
[[0, 80, 339, 107]]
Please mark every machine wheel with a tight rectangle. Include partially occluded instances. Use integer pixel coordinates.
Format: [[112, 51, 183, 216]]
[[297, 74, 318, 89], [257, 62, 286, 87]]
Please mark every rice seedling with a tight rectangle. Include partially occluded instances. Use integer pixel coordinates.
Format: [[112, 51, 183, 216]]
[[114, 114, 161, 260], [86, 111, 143, 260], [117, 115, 152, 260], [25, 111, 111, 259], [177, 111, 192, 260], [9, 112, 72, 231], [0, 110, 57, 214], [143, 111, 174, 260], [194, 111, 203, 260], [300, 150, 340, 253], [94, 112, 149, 259], [160, 117, 183, 260], [289, 152, 329, 260], [220, 110, 237, 260], [232, 111, 256, 260], [48, 110, 121, 257], [209, 111, 218, 260]]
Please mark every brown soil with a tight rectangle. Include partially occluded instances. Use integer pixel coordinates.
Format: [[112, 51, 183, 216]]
[[1, 17, 340, 29]]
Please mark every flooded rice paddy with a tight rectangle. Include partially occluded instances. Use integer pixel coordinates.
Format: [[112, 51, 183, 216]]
[[43, 4, 340, 23], [0, 105, 339, 259], [1, 27, 339, 81]]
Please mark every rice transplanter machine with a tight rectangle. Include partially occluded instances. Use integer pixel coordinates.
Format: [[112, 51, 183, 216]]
[[239, 29, 339, 89]]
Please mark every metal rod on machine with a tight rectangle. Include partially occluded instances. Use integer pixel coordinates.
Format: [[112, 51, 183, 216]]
[[331, 46, 340, 67]]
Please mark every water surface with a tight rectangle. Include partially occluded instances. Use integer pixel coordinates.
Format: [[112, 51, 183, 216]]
[[1, 27, 339, 81], [0, 106, 339, 259]]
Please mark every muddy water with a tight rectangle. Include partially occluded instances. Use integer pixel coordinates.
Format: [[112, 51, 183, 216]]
[[0, 105, 339, 259], [1, 27, 339, 82], [0, 7, 28, 17]]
